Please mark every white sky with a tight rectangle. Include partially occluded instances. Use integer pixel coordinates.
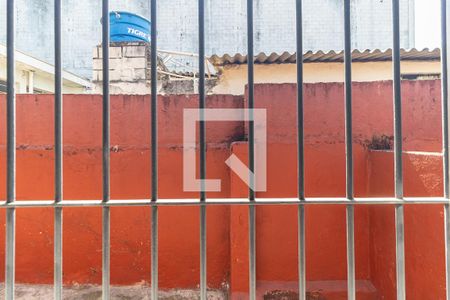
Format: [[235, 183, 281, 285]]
[[415, 0, 441, 49]]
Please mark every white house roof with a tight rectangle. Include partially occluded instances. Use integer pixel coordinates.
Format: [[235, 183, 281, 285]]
[[209, 48, 441, 66], [0, 44, 92, 89]]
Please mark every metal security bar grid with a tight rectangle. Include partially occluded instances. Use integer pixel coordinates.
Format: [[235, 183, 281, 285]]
[[2, 1, 450, 300]]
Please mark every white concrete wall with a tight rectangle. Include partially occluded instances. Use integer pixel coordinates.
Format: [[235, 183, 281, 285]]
[[0, 0, 414, 78]]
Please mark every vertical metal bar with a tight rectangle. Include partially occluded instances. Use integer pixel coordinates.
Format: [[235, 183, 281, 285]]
[[54, 0, 63, 298], [102, 0, 110, 299], [150, 0, 158, 299], [249, 205, 256, 300], [443, 0, 449, 201], [5, 0, 16, 298], [392, 0, 405, 299], [102, 206, 110, 300], [395, 204, 405, 300], [151, 207, 158, 300], [343, 1, 355, 300], [297, 207, 305, 300], [441, 0, 450, 299], [446, 204, 450, 300], [247, 0, 255, 200], [199, 203, 206, 299], [54, 206, 63, 300], [295, 0, 306, 299], [198, 0, 207, 298], [247, 0, 256, 299], [5, 207, 14, 300], [346, 205, 355, 299]]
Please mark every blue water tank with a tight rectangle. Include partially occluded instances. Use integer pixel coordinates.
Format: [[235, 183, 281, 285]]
[[109, 11, 151, 43]]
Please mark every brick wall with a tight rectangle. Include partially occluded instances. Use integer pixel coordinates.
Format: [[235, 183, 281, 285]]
[[93, 43, 150, 95], [92, 42, 220, 95]]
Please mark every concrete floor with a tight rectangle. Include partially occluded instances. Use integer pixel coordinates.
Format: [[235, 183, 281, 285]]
[[0, 284, 226, 299]]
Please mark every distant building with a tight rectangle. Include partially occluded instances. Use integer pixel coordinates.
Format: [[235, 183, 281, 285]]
[[92, 44, 440, 96], [209, 48, 441, 95], [0, 0, 415, 78], [0, 44, 91, 94]]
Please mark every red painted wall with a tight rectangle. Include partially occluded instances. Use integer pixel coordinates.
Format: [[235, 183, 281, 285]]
[[0, 80, 445, 299], [0, 94, 243, 288], [368, 151, 445, 300]]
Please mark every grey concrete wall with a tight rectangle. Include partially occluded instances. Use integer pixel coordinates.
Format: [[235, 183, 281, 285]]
[[0, 0, 414, 78], [0, 0, 149, 78], [158, 0, 414, 54], [158, 0, 415, 71]]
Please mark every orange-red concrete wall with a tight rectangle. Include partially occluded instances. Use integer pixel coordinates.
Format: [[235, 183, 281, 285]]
[[0, 94, 243, 288], [368, 151, 445, 300], [0, 80, 445, 299]]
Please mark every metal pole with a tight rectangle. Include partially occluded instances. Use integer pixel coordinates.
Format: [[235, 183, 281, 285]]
[[198, 0, 207, 298], [247, 0, 256, 299], [441, 0, 450, 299], [295, 0, 306, 299], [392, 1, 405, 299], [344, 1, 355, 299], [54, 0, 63, 298], [102, 0, 110, 299], [5, 0, 16, 298], [0, 197, 448, 208], [150, 0, 159, 299]]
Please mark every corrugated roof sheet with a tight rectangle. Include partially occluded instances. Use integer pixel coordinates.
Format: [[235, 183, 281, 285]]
[[209, 48, 441, 66]]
